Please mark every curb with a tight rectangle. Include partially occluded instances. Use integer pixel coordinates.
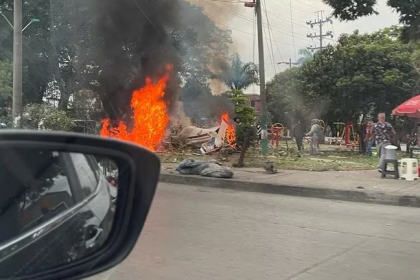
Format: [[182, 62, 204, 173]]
[[159, 173, 420, 208]]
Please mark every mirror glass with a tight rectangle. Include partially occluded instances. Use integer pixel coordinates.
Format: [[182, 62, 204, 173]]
[[0, 148, 119, 277]]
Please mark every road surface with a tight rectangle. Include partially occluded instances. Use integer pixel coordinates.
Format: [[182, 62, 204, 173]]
[[89, 183, 420, 280]]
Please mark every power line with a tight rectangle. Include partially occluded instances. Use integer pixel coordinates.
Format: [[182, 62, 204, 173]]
[[216, 21, 306, 48], [274, 0, 314, 15], [263, 0, 279, 74], [263, 11, 283, 62], [278, 58, 300, 69], [264, 10, 312, 30], [294, 0, 321, 10], [306, 10, 333, 51], [201, 0, 312, 43]]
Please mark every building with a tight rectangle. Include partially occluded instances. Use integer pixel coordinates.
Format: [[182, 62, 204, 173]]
[[244, 93, 261, 115]]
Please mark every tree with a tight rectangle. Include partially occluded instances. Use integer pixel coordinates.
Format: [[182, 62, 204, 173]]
[[296, 48, 314, 65], [300, 27, 418, 130], [1, 0, 233, 121], [227, 89, 256, 147], [68, 90, 103, 121], [323, 0, 420, 41], [21, 103, 75, 131], [0, 59, 12, 118], [213, 53, 259, 90], [266, 67, 312, 126]]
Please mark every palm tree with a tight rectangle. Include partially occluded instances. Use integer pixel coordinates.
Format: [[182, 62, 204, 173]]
[[214, 53, 259, 90], [296, 48, 314, 65]]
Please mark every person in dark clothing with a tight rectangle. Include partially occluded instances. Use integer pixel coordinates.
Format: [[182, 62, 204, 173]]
[[293, 120, 305, 151]]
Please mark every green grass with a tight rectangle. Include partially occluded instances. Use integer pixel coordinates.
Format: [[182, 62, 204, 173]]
[[157, 143, 381, 172]]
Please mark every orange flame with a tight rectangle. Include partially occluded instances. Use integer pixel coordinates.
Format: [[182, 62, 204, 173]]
[[221, 113, 236, 148], [100, 65, 172, 151]]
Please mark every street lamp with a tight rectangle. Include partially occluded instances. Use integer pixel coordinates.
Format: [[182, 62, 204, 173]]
[[0, 10, 14, 30], [0, 9, 40, 31], [22, 18, 40, 32]]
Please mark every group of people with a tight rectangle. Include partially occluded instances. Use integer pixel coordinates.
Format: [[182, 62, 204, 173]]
[[292, 113, 396, 171]]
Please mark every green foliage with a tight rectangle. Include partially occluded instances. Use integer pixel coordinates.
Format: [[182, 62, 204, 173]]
[[300, 28, 417, 121], [228, 89, 256, 146], [21, 104, 75, 131], [0, 60, 12, 105], [266, 67, 310, 126], [323, 0, 420, 41], [322, 0, 378, 21], [214, 53, 259, 90], [296, 48, 314, 65], [0, 60, 12, 119], [267, 27, 418, 131], [229, 89, 255, 125]]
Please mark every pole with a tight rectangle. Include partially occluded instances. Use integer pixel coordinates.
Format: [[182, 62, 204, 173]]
[[12, 0, 23, 129], [319, 22, 323, 50], [289, 58, 292, 69], [306, 11, 333, 52], [256, 0, 268, 154]]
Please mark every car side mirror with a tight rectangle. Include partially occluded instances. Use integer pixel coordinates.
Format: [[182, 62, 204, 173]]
[[0, 130, 160, 280]]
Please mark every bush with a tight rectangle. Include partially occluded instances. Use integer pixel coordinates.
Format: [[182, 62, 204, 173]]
[[21, 104, 75, 131]]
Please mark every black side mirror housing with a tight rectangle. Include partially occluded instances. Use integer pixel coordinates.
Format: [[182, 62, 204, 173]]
[[0, 130, 160, 280]]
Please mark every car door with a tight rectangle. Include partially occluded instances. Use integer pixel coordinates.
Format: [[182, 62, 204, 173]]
[[0, 150, 111, 278]]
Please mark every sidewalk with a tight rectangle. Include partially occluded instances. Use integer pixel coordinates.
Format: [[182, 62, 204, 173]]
[[160, 163, 420, 207]]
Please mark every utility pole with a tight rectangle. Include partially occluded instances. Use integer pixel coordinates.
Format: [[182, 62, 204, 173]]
[[306, 10, 333, 52], [0, 7, 39, 129], [13, 0, 23, 129], [245, 0, 268, 154], [278, 58, 299, 69]]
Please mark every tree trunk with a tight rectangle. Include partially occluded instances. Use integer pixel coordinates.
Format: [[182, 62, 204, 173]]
[[58, 92, 70, 110], [237, 130, 251, 167]]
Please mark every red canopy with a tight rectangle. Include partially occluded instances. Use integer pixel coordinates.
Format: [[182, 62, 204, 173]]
[[392, 95, 420, 118]]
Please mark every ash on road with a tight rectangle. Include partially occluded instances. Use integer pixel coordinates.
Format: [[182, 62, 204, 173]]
[[89, 183, 420, 280]]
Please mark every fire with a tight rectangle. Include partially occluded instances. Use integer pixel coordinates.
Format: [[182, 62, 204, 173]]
[[221, 113, 236, 148], [100, 65, 172, 151]]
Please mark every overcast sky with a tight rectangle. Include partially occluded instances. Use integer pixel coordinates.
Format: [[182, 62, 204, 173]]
[[200, 0, 400, 94]]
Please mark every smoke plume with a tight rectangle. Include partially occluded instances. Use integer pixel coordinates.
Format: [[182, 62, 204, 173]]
[[88, 0, 183, 121], [184, 0, 240, 95], [88, 0, 240, 126]]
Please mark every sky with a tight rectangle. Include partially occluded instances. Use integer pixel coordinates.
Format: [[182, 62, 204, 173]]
[[198, 0, 400, 94]]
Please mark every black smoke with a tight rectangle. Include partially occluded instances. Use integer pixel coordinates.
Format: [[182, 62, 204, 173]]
[[85, 0, 183, 121]]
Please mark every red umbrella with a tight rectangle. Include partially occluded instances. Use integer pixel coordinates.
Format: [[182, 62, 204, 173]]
[[392, 95, 420, 118]]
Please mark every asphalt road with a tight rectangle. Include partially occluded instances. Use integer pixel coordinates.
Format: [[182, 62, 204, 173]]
[[89, 183, 420, 280]]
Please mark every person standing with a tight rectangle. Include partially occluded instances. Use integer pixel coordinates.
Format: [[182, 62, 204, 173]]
[[325, 125, 332, 137], [293, 120, 305, 151], [364, 120, 374, 157], [373, 113, 396, 172], [306, 119, 322, 155]]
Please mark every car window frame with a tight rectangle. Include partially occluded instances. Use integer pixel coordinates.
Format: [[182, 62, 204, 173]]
[[85, 155, 102, 182], [59, 152, 86, 203], [64, 152, 100, 202]]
